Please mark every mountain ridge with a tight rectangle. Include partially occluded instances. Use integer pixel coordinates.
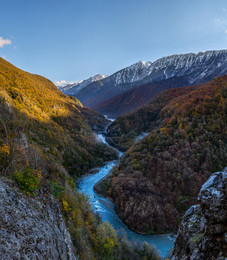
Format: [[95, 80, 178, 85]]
[[70, 49, 227, 115], [58, 74, 106, 96]]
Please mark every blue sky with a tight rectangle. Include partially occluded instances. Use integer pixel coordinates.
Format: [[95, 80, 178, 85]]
[[1, 0, 227, 85]]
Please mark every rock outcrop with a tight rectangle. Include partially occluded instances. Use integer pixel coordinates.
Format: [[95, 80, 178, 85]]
[[171, 167, 227, 260], [0, 177, 76, 260]]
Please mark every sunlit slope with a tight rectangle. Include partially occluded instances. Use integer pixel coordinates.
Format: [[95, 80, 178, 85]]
[[0, 57, 115, 176]]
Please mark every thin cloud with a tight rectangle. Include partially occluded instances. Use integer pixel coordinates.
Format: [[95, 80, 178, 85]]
[[214, 17, 227, 25], [55, 80, 74, 87], [214, 18, 221, 23], [223, 8, 227, 12], [0, 37, 12, 48], [214, 17, 227, 34]]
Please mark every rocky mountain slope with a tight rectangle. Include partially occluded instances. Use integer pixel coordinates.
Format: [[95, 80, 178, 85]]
[[171, 167, 227, 260], [58, 74, 105, 96], [99, 76, 227, 234], [73, 50, 227, 115]]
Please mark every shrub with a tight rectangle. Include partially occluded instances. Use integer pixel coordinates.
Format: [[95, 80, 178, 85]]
[[13, 165, 42, 195], [50, 181, 65, 198], [68, 176, 76, 189], [96, 222, 119, 257]]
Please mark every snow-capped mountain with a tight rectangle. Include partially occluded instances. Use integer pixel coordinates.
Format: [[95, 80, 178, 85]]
[[58, 74, 106, 96], [143, 50, 227, 84], [111, 60, 152, 86], [104, 49, 227, 88], [59, 50, 227, 115]]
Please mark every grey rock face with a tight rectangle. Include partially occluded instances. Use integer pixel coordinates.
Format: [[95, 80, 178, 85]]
[[0, 178, 76, 260], [171, 168, 227, 260]]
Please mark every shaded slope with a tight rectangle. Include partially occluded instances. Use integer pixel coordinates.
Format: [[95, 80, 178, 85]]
[[94, 76, 189, 117]]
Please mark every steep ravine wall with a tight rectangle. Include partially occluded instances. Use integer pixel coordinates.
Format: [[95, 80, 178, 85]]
[[0, 177, 76, 260]]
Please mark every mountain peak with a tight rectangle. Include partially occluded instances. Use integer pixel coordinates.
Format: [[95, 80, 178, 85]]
[[58, 74, 106, 95], [127, 60, 152, 70]]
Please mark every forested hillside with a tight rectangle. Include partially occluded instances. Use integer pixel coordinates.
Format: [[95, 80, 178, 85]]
[[102, 76, 227, 234], [0, 58, 159, 259], [106, 85, 198, 150]]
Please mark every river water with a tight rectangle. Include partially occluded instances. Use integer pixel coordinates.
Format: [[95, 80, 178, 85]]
[[77, 133, 175, 258]]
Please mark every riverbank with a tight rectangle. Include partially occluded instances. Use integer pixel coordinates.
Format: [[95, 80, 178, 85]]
[[77, 132, 175, 258]]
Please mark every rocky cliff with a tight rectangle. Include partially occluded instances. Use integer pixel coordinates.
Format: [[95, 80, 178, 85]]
[[0, 177, 76, 260], [171, 167, 227, 260]]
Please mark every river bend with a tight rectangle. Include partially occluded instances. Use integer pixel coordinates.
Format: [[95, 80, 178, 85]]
[[77, 133, 175, 258]]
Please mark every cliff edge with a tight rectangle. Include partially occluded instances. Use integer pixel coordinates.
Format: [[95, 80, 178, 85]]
[[171, 167, 227, 259]]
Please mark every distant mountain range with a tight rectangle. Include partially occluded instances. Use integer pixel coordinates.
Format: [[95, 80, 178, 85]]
[[58, 50, 227, 116], [58, 74, 106, 96]]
